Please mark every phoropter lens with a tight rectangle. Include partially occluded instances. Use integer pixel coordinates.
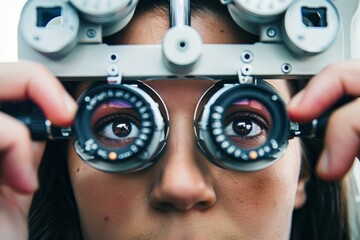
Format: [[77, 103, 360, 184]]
[[74, 82, 168, 173], [223, 99, 272, 149], [91, 100, 141, 150], [195, 80, 289, 172]]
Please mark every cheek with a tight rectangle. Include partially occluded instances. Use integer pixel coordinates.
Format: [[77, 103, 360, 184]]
[[67, 145, 149, 237], [216, 139, 301, 236]]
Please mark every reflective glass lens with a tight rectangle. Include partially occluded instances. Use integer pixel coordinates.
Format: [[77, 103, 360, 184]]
[[195, 81, 290, 172], [222, 99, 272, 150], [91, 100, 141, 150]]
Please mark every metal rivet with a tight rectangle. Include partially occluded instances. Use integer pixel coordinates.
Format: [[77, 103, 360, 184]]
[[241, 51, 254, 63], [267, 28, 277, 38], [281, 63, 292, 74], [87, 29, 96, 38]]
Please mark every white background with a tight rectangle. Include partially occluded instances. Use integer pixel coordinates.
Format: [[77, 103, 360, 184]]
[[0, 0, 27, 62]]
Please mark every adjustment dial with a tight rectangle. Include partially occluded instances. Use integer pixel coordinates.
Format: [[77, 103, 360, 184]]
[[232, 0, 294, 22], [69, 0, 138, 36], [70, 0, 136, 23]]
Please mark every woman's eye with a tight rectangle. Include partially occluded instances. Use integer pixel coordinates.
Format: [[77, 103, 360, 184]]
[[224, 112, 270, 148], [228, 117, 261, 137], [93, 114, 140, 149], [100, 118, 139, 138]]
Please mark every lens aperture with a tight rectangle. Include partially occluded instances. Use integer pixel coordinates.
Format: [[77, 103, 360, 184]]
[[74, 82, 168, 173], [223, 99, 272, 149], [91, 100, 141, 150], [195, 81, 290, 172]]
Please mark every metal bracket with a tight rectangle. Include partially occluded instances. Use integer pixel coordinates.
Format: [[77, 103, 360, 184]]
[[107, 65, 123, 84], [237, 64, 254, 84]]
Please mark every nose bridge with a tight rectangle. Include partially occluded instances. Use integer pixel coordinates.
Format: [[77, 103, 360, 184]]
[[169, 111, 197, 160], [149, 109, 216, 211], [162, 109, 209, 185]]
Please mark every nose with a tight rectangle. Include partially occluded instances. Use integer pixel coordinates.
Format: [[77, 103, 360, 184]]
[[150, 117, 216, 212]]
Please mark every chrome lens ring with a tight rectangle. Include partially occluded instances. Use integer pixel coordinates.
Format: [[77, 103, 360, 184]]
[[74, 82, 168, 173], [197, 81, 290, 172]]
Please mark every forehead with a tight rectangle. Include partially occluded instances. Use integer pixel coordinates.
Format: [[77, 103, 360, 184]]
[[104, 1, 258, 45]]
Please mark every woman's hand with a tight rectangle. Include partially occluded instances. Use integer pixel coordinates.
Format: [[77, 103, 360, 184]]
[[0, 61, 77, 239], [287, 60, 360, 180]]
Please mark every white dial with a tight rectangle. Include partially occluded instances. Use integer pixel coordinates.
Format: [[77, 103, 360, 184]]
[[20, 0, 80, 57], [233, 0, 294, 20], [70, 0, 138, 36], [70, 0, 131, 23], [283, 0, 340, 54]]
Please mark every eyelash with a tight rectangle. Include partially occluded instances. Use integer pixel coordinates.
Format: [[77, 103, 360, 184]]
[[224, 112, 270, 141], [93, 113, 140, 134], [225, 112, 269, 130]]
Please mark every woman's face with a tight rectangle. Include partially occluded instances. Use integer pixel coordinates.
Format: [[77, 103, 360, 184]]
[[67, 8, 304, 240]]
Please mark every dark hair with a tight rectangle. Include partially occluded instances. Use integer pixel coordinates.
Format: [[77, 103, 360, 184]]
[[29, 1, 350, 239], [29, 140, 82, 239], [291, 138, 349, 240], [288, 81, 350, 240], [29, 81, 82, 239]]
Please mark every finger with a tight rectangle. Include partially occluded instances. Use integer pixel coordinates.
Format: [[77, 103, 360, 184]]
[[0, 195, 28, 240], [31, 142, 46, 171], [287, 60, 360, 122], [0, 113, 38, 194], [316, 99, 360, 180], [0, 61, 77, 126]]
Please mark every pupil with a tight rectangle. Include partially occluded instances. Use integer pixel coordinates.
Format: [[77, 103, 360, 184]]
[[233, 119, 252, 136], [112, 119, 131, 137]]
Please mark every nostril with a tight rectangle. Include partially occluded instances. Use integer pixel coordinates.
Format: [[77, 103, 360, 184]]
[[153, 201, 188, 212], [198, 201, 208, 207], [152, 199, 214, 212], [194, 201, 213, 211], [158, 202, 174, 211]]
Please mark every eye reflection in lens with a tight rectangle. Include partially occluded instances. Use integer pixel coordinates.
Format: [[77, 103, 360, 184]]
[[112, 118, 132, 137], [91, 100, 141, 150], [223, 99, 272, 149]]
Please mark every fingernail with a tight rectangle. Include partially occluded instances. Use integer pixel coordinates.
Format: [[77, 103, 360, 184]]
[[289, 90, 305, 109], [317, 150, 329, 175], [62, 92, 77, 115]]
